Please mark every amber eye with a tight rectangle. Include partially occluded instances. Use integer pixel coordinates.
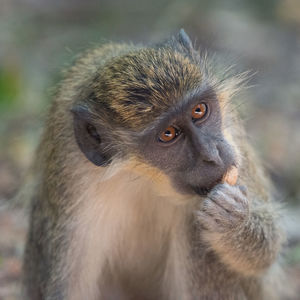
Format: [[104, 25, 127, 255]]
[[192, 103, 207, 120], [159, 126, 180, 143]]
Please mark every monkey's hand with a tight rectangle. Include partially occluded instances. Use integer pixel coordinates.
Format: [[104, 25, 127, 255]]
[[198, 184, 283, 276], [199, 184, 249, 233]]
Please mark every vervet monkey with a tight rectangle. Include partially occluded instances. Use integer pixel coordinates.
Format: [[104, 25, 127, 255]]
[[23, 29, 285, 300]]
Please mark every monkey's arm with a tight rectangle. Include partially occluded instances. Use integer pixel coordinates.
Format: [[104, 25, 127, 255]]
[[198, 184, 283, 276]]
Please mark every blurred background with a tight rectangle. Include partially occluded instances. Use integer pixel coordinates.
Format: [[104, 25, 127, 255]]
[[0, 0, 300, 299]]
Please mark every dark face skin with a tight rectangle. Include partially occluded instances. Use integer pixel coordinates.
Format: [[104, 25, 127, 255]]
[[73, 86, 236, 197], [133, 87, 236, 196]]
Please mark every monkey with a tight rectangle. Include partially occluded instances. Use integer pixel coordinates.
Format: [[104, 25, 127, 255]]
[[22, 29, 286, 300]]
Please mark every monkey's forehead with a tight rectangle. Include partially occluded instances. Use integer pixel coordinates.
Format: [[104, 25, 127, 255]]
[[92, 48, 203, 129]]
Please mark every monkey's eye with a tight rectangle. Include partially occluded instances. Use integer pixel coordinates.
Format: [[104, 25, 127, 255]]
[[192, 103, 207, 121], [159, 126, 181, 143]]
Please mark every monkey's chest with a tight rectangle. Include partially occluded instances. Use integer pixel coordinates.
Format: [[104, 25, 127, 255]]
[[99, 246, 249, 300]]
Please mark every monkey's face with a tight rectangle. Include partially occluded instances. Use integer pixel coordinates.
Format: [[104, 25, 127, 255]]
[[73, 85, 236, 197], [135, 87, 236, 196], [72, 32, 239, 197]]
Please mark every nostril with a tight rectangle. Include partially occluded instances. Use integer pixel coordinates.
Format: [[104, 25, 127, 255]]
[[203, 157, 221, 165], [203, 157, 217, 164]]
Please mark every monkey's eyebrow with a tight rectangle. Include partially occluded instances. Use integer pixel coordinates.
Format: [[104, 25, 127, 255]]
[[180, 85, 217, 107], [132, 86, 218, 138]]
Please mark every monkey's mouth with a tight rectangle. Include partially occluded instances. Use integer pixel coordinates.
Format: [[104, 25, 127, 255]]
[[192, 176, 224, 196]]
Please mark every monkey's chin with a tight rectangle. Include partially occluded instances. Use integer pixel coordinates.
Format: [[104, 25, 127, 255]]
[[193, 186, 211, 196]]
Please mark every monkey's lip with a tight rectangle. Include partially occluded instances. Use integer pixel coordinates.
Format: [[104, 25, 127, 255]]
[[192, 177, 224, 196]]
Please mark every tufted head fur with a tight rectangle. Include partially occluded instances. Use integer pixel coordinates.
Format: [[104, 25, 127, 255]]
[[74, 30, 246, 131]]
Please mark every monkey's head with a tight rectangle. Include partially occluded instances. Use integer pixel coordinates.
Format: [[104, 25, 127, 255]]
[[72, 30, 242, 196]]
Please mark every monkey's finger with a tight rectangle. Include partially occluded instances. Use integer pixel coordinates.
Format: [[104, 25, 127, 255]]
[[197, 211, 221, 231], [208, 189, 237, 211], [209, 189, 249, 221], [213, 184, 248, 204], [238, 185, 248, 196], [202, 198, 232, 220]]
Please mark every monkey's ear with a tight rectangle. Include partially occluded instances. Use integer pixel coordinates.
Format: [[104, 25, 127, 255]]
[[71, 104, 109, 166], [177, 29, 194, 51], [157, 29, 195, 55]]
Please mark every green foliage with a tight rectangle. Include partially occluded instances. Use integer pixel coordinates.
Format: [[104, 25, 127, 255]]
[[287, 243, 300, 264], [244, 0, 280, 19], [0, 67, 21, 111]]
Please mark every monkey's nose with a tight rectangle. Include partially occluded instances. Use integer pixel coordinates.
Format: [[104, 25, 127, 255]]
[[201, 145, 223, 166], [192, 132, 223, 166]]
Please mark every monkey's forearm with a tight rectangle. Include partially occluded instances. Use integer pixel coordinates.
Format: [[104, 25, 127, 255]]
[[206, 205, 282, 276]]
